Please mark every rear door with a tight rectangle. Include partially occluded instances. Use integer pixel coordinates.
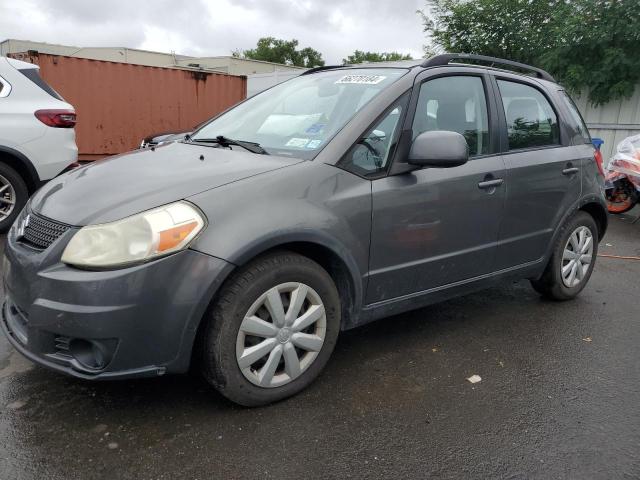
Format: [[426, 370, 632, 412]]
[[491, 77, 582, 270], [365, 71, 506, 304]]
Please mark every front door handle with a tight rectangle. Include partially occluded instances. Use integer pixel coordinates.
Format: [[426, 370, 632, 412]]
[[562, 167, 579, 175], [478, 178, 504, 189]]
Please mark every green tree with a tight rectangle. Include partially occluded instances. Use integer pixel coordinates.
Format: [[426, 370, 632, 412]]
[[343, 50, 413, 64], [542, 0, 640, 106], [237, 37, 325, 68], [421, 0, 640, 105]]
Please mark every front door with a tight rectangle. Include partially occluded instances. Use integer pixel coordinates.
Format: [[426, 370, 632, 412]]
[[366, 74, 506, 304]]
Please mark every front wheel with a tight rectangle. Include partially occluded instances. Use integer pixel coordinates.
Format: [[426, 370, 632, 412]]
[[531, 212, 598, 301], [200, 251, 341, 406], [0, 163, 29, 233]]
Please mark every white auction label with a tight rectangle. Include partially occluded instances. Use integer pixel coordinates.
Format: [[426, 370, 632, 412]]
[[335, 75, 387, 85]]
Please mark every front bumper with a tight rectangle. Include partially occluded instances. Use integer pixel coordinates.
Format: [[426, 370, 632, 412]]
[[2, 223, 233, 380]]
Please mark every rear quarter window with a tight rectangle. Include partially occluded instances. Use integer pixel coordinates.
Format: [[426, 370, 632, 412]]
[[18, 68, 64, 101], [560, 91, 591, 144]]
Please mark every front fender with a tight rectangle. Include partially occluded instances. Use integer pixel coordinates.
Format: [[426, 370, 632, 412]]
[[187, 162, 373, 315]]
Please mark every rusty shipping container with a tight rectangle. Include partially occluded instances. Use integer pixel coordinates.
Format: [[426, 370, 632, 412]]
[[10, 52, 247, 160]]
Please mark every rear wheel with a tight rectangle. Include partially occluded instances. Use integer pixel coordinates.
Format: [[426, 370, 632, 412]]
[[0, 163, 28, 233], [606, 179, 638, 214], [200, 251, 341, 406], [530, 212, 598, 300]]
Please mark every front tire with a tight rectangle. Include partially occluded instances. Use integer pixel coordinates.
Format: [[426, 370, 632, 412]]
[[200, 251, 341, 407], [530, 211, 598, 301], [0, 163, 28, 233]]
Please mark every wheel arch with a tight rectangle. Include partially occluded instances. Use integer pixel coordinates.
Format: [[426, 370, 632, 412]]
[[231, 236, 364, 330], [187, 235, 364, 372], [0, 146, 41, 193], [579, 200, 608, 241], [534, 196, 608, 282]]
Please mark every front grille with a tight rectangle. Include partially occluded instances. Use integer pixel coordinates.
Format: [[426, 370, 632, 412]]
[[22, 212, 70, 249]]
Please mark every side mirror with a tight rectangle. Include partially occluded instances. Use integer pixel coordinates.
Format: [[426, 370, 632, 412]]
[[408, 131, 469, 168]]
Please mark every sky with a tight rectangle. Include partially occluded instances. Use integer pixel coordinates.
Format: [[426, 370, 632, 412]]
[[0, 0, 428, 64]]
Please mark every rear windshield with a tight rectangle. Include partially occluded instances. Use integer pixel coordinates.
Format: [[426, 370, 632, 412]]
[[18, 68, 64, 101]]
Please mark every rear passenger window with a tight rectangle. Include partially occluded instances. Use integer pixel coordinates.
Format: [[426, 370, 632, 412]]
[[412, 76, 489, 156], [497, 80, 560, 150]]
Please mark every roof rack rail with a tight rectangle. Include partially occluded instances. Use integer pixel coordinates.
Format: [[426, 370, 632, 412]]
[[421, 53, 555, 82]]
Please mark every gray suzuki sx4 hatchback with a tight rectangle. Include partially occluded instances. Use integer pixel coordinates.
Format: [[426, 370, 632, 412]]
[[2, 54, 607, 406]]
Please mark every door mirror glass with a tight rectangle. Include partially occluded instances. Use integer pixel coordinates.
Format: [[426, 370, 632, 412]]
[[408, 130, 469, 168]]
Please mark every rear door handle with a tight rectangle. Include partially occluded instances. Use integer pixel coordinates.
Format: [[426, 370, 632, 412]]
[[562, 167, 579, 175], [478, 178, 504, 189]]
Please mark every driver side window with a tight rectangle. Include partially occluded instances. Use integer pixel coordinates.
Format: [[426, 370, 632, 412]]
[[339, 96, 408, 178]]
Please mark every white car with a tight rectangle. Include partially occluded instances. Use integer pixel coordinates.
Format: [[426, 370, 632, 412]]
[[0, 56, 78, 232]]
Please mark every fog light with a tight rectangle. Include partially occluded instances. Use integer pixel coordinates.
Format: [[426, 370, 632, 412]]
[[68, 339, 115, 370]]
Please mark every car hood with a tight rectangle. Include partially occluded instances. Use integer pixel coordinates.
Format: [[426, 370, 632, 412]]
[[31, 142, 302, 225]]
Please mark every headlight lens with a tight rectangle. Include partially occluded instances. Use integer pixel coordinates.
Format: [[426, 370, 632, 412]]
[[61, 201, 205, 268]]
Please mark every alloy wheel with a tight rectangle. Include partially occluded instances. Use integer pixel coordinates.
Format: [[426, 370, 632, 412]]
[[0, 174, 16, 222], [236, 282, 326, 388], [561, 226, 594, 288]]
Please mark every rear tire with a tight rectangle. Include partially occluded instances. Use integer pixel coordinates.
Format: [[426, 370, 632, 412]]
[[530, 211, 598, 301], [0, 162, 28, 233], [200, 251, 341, 407], [606, 179, 638, 214]]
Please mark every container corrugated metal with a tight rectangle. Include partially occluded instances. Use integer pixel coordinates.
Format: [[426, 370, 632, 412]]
[[11, 53, 246, 158]]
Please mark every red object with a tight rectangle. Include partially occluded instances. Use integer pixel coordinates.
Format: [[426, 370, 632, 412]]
[[34, 109, 77, 128], [594, 149, 605, 177]]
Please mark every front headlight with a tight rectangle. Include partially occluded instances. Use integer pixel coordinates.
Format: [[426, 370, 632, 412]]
[[61, 201, 206, 268]]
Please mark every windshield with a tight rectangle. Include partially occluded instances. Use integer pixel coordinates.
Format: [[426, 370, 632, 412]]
[[191, 68, 408, 159]]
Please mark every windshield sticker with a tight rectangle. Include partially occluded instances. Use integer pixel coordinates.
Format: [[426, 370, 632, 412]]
[[285, 138, 310, 148], [335, 75, 387, 85], [305, 123, 326, 135], [306, 139, 322, 149]]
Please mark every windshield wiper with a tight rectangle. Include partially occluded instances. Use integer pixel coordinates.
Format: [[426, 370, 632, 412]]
[[190, 135, 269, 155]]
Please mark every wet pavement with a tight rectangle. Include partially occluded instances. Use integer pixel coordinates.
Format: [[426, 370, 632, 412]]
[[1, 210, 639, 479]]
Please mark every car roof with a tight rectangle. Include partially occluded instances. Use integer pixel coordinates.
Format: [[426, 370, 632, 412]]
[[304, 54, 556, 84]]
